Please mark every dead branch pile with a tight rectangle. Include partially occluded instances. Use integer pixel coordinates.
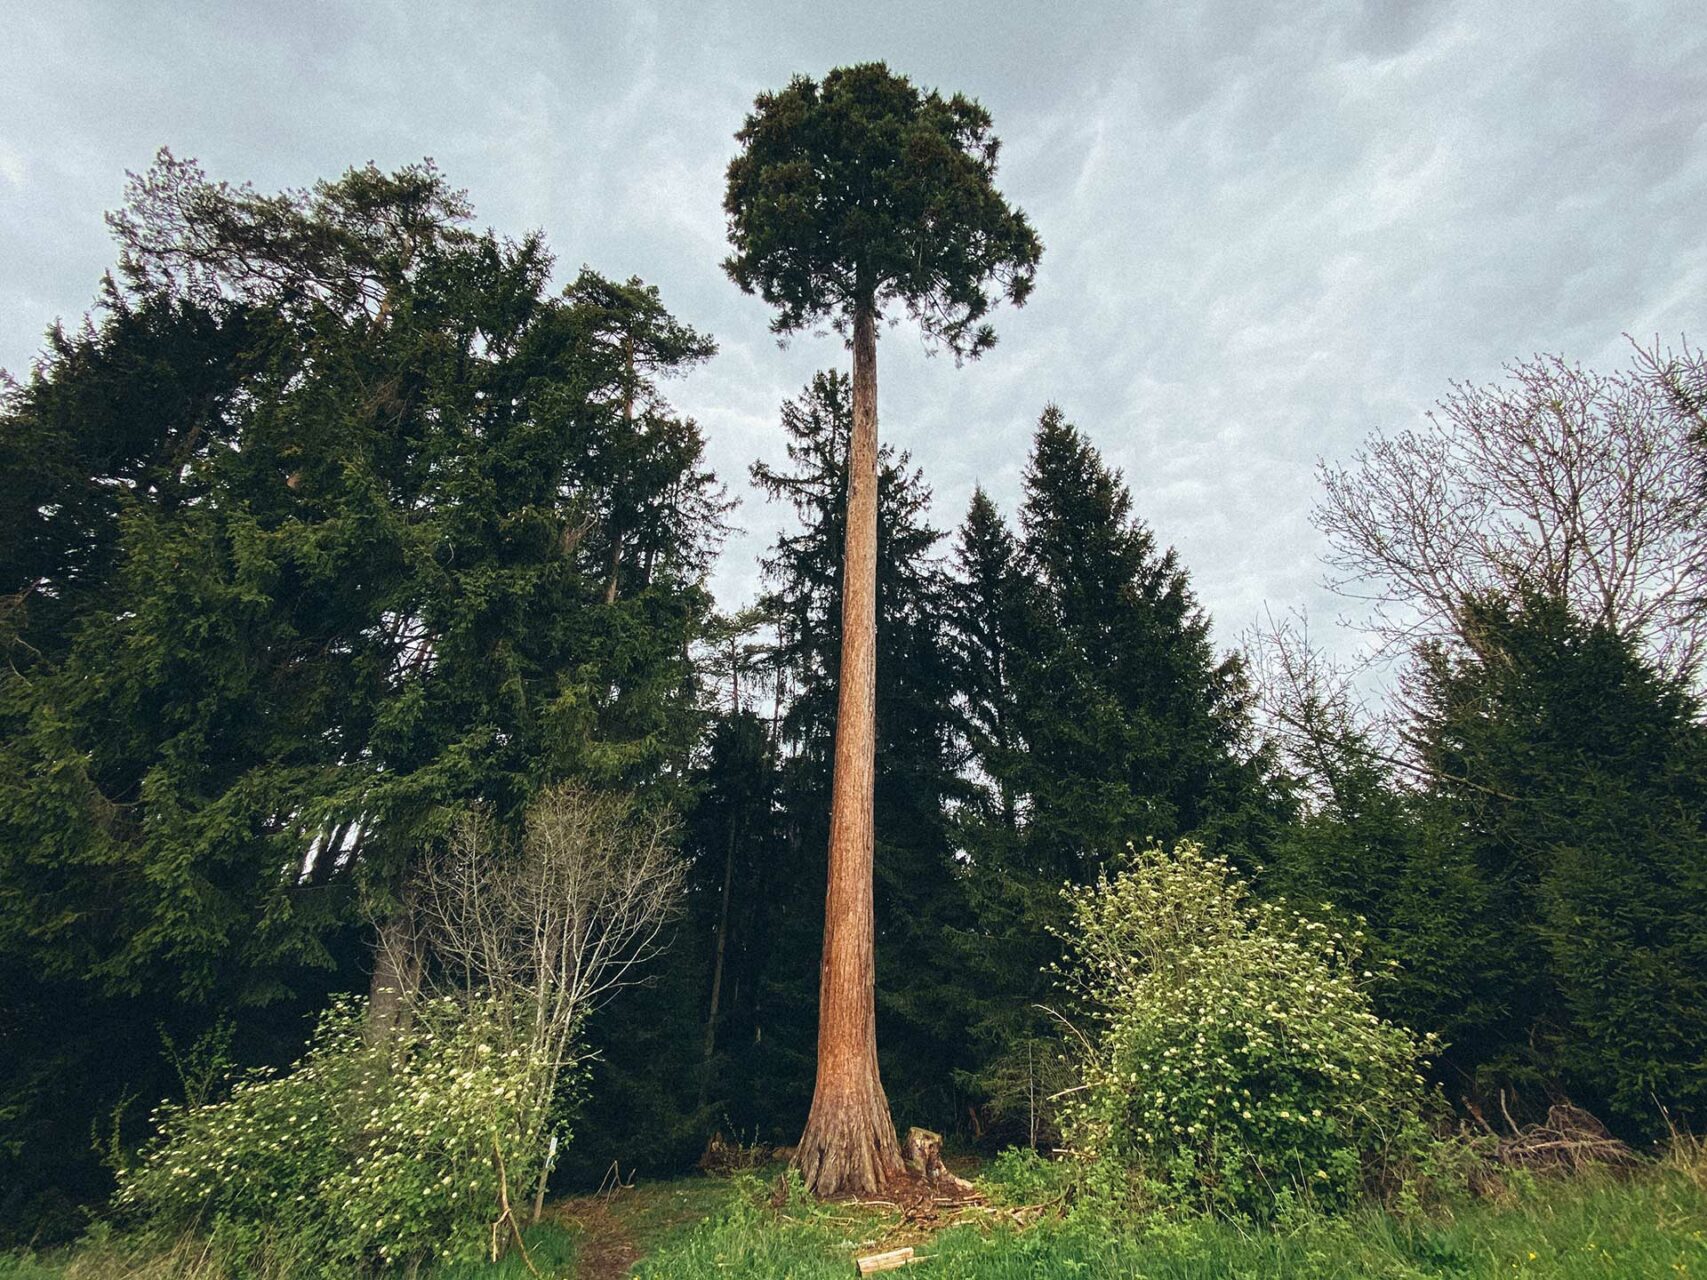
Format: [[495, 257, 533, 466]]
[[1485, 1102, 1639, 1173], [698, 1131, 774, 1176]]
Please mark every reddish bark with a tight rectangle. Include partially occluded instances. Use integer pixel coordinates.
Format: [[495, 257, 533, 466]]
[[794, 302, 903, 1197]]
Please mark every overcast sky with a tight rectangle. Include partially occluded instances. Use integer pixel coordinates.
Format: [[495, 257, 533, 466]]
[[4, 0, 1703, 666]]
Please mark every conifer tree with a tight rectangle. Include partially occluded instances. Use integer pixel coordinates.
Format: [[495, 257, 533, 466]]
[[1248, 642, 1500, 1104], [0, 153, 722, 1223], [725, 64, 1039, 1193], [1012, 407, 1283, 874], [953, 488, 1025, 833], [952, 409, 1288, 1104], [1408, 593, 1707, 1127]]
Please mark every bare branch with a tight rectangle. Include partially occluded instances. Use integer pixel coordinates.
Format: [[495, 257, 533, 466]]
[[1314, 348, 1707, 679], [404, 784, 686, 1165]]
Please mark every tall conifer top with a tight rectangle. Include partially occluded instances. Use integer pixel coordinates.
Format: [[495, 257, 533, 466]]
[[723, 62, 1041, 358]]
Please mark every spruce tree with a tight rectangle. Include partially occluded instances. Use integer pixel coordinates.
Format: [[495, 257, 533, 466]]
[[953, 488, 1025, 833], [952, 409, 1288, 1116], [1012, 407, 1283, 873]]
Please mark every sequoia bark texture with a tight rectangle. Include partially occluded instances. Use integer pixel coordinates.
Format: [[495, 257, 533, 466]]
[[794, 304, 903, 1196]]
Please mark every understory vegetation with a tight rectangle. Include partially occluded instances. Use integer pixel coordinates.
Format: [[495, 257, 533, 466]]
[[634, 1158, 1707, 1279], [117, 995, 547, 1271], [1056, 842, 1438, 1219]]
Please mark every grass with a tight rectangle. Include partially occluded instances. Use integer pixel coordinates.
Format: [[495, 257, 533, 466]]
[[629, 1163, 1707, 1279], [4, 1156, 1705, 1278], [0, 1221, 580, 1280]]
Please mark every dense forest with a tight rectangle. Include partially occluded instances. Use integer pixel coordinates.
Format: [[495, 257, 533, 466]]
[[2, 61, 1706, 1277]]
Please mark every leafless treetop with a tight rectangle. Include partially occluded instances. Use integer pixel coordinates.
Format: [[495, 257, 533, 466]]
[[1315, 341, 1707, 677]]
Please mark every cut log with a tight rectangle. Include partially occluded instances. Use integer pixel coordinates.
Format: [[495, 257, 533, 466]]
[[856, 1246, 914, 1274]]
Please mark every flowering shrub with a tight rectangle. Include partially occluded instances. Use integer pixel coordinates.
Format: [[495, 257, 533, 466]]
[[1057, 841, 1435, 1219], [119, 995, 563, 1273]]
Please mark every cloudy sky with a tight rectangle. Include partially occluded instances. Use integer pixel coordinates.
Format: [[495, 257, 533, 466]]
[[4, 0, 1703, 665]]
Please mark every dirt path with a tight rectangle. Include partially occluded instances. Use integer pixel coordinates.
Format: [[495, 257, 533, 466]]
[[550, 1177, 736, 1278], [546, 1163, 988, 1277], [552, 1196, 641, 1280]]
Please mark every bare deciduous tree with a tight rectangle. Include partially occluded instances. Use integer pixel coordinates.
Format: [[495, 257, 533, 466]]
[[394, 784, 685, 1216], [1635, 336, 1707, 444], [1315, 345, 1707, 676]]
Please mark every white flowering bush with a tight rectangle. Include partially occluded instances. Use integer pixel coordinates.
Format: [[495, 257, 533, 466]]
[[1057, 841, 1435, 1219], [117, 787, 681, 1273], [118, 995, 562, 1273]]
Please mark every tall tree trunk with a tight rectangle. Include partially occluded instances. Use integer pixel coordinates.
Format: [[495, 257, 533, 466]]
[[699, 811, 741, 1103], [795, 302, 902, 1197], [366, 909, 422, 1043]]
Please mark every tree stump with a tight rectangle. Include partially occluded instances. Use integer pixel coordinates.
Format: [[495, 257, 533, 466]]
[[901, 1127, 978, 1198]]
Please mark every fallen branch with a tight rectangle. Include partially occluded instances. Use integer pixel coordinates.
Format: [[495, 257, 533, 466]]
[[1488, 1101, 1639, 1173]]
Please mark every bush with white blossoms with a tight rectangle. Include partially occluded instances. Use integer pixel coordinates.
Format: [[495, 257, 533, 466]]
[[118, 787, 678, 1273], [1056, 840, 1436, 1219], [119, 994, 563, 1272]]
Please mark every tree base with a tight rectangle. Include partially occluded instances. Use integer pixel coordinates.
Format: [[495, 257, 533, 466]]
[[795, 1088, 903, 1198]]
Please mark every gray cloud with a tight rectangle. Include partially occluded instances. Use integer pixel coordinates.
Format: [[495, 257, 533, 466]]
[[4, 0, 1702, 668]]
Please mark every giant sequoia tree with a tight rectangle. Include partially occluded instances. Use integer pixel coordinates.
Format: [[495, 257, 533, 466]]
[[724, 64, 1040, 1195], [752, 373, 972, 1136]]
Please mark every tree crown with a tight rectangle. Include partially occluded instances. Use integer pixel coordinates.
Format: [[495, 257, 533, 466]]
[[724, 62, 1041, 359]]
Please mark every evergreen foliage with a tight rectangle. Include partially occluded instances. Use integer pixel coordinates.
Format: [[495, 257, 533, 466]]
[[1261, 591, 1707, 1134], [950, 409, 1291, 1112], [1407, 593, 1707, 1128], [0, 152, 719, 1234], [1010, 409, 1283, 869], [562, 707, 784, 1184], [2, 106, 1705, 1252], [723, 62, 1040, 355]]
